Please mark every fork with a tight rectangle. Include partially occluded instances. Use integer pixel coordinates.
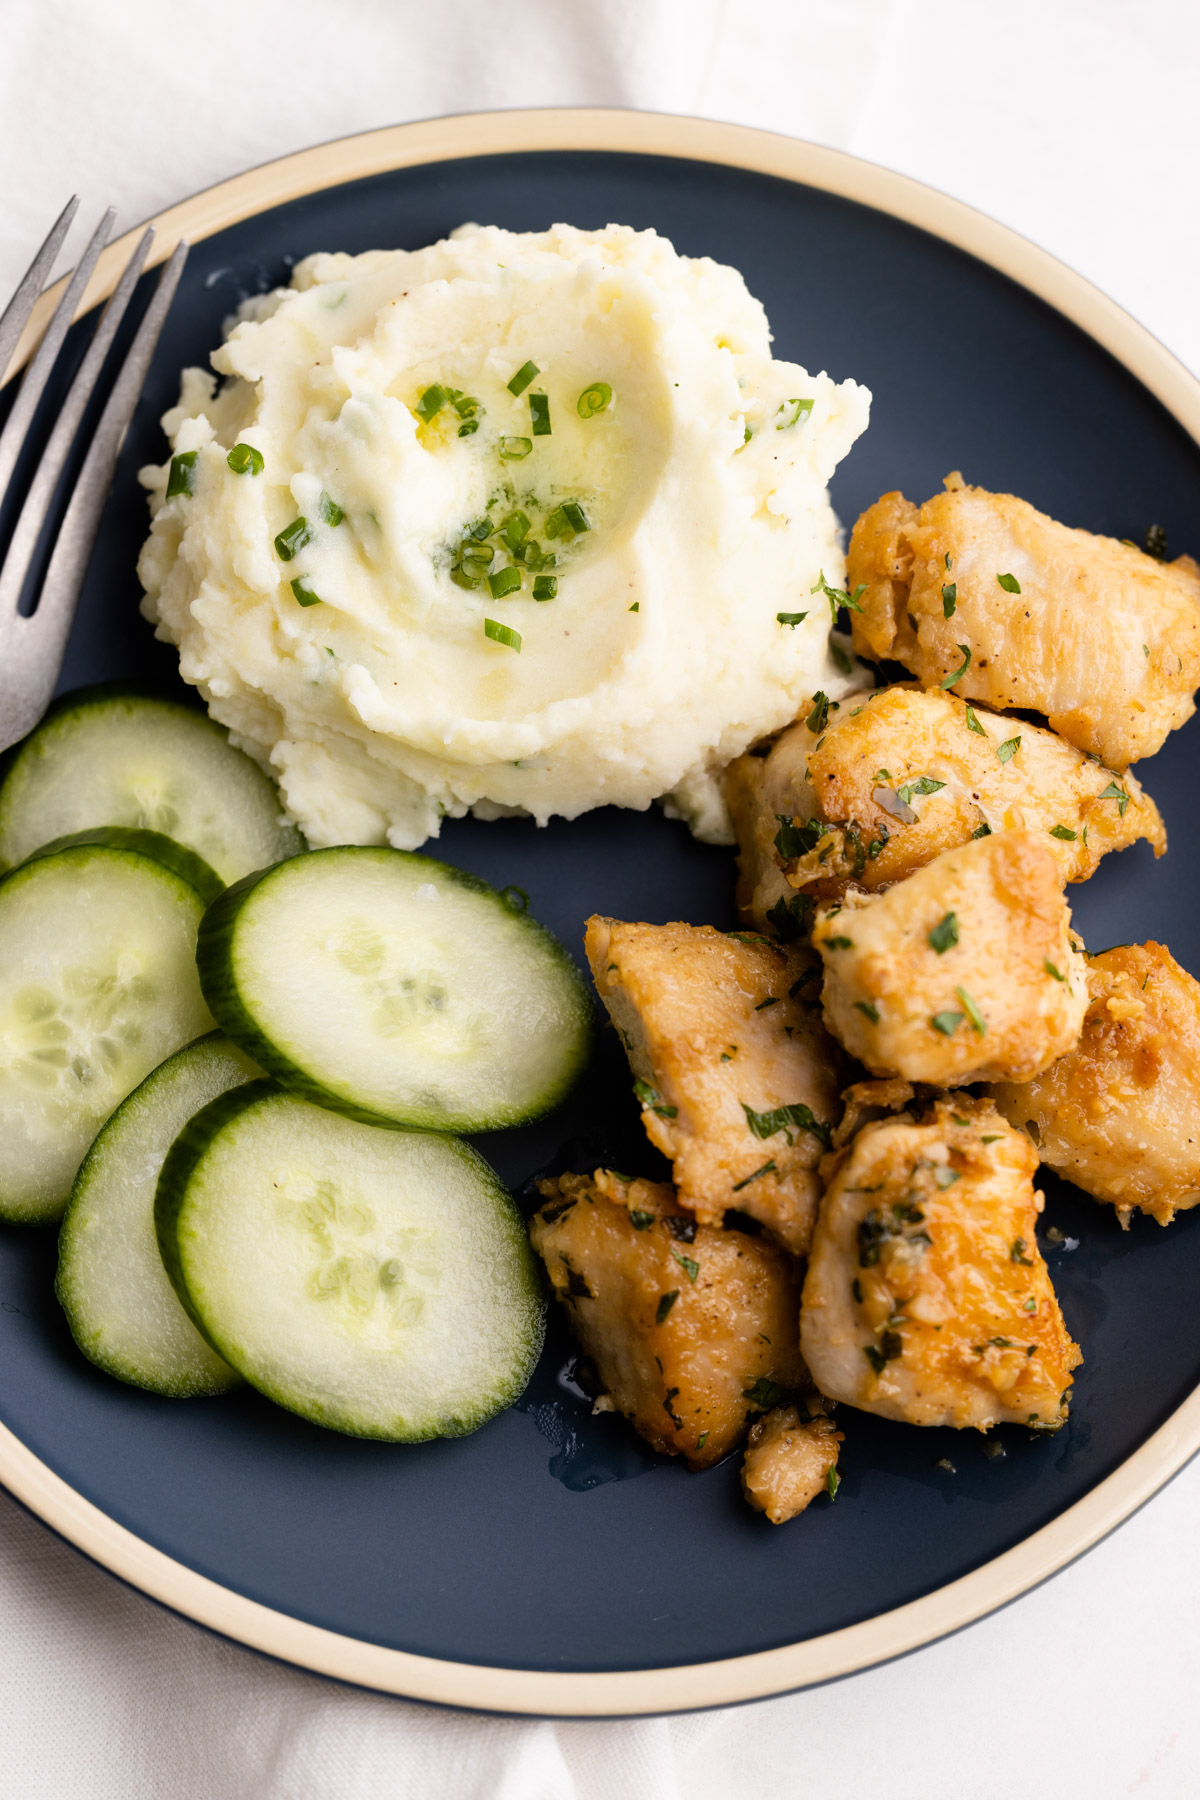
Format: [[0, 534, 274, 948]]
[[0, 201, 189, 752]]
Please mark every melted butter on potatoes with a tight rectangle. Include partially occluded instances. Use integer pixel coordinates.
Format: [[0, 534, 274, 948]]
[[138, 223, 869, 852]]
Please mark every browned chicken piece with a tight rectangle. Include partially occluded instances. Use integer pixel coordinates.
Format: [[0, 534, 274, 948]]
[[723, 690, 873, 933], [739, 685, 1164, 910], [740, 1406, 843, 1523], [989, 942, 1200, 1227], [801, 1095, 1081, 1430], [529, 1169, 807, 1469], [812, 829, 1087, 1084], [845, 481, 1200, 768], [585, 917, 841, 1253]]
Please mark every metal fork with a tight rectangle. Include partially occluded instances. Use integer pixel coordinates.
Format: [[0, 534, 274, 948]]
[[0, 201, 189, 751]]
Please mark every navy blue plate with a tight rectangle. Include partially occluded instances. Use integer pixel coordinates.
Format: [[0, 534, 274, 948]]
[[3, 132, 1200, 1692]]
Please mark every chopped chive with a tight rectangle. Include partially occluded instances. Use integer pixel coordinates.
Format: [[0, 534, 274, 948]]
[[755, 995, 780, 1010], [628, 601, 639, 612], [533, 575, 557, 601], [1144, 523, 1168, 560], [458, 420, 480, 437], [226, 442, 263, 476], [318, 492, 344, 527], [1049, 823, 1078, 841], [507, 360, 540, 396], [934, 1166, 960, 1189], [166, 451, 198, 498], [955, 986, 987, 1033], [854, 1000, 880, 1023], [1044, 959, 1065, 981], [483, 617, 522, 651], [996, 572, 1022, 593], [940, 643, 972, 688], [290, 577, 322, 607], [1098, 780, 1130, 817], [502, 510, 531, 551], [416, 383, 448, 422], [529, 392, 552, 436], [656, 1291, 680, 1324], [487, 566, 522, 599], [776, 396, 814, 429], [563, 501, 589, 533], [577, 381, 612, 417], [460, 543, 496, 576], [942, 582, 957, 617], [452, 393, 481, 419], [964, 704, 985, 735], [824, 935, 853, 950], [732, 1161, 777, 1192], [928, 912, 958, 954], [997, 735, 1021, 764], [469, 516, 494, 540], [825, 1465, 841, 1501], [1011, 1237, 1034, 1265], [275, 518, 311, 561], [777, 611, 808, 627], [500, 885, 530, 913], [931, 1010, 964, 1036], [499, 436, 532, 460]]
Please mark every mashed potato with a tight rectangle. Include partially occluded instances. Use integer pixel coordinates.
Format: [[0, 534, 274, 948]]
[[138, 223, 869, 849]]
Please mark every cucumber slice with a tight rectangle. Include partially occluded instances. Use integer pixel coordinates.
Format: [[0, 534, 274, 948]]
[[0, 841, 214, 1223], [28, 827, 224, 907], [155, 1083, 545, 1440], [197, 848, 592, 1131], [57, 1034, 259, 1396], [0, 686, 303, 883]]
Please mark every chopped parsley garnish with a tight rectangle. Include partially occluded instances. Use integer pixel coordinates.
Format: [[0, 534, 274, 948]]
[[1049, 823, 1077, 841], [996, 572, 1022, 593], [656, 1291, 680, 1324], [1144, 522, 1168, 560], [1011, 1237, 1034, 1264], [776, 396, 814, 430], [732, 1161, 777, 1192], [742, 1101, 832, 1150], [507, 360, 540, 396], [830, 640, 853, 675], [997, 735, 1021, 764], [754, 995, 780, 1011], [981, 1133, 1003, 1144], [824, 935, 853, 950], [672, 1249, 700, 1284], [1024, 1297, 1038, 1313], [951, 1114, 970, 1126], [955, 986, 987, 1033], [743, 1377, 794, 1409], [773, 815, 825, 860], [942, 582, 957, 617], [499, 436, 532, 460], [940, 644, 972, 688], [854, 1000, 880, 1023], [166, 451, 198, 498], [533, 575, 558, 601], [226, 442, 263, 476], [488, 566, 522, 599], [788, 965, 819, 998], [528, 391, 552, 436], [928, 912, 958, 955], [806, 691, 831, 734], [931, 1010, 964, 1036], [766, 893, 814, 942], [634, 1079, 677, 1119], [274, 517, 311, 562], [629, 602, 639, 612], [290, 577, 322, 607], [896, 774, 946, 807], [416, 383, 448, 422], [964, 704, 985, 735], [666, 1216, 697, 1243], [318, 492, 344, 527], [577, 382, 612, 417], [629, 1209, 656, 1231], [811, 570, 867, 618], [1044, 959, 1065, 981], [825, 1465, 840, 1500], [483, 618, 522, 651], [777, 610, 808, 627], [696, 1431, 709, 1450], [972, 821, 992, 838], [1098, 780, 1130, 816], [934, 1166, 960, 1189]]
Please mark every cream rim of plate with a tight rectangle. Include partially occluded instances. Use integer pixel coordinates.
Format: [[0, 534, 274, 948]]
[[5, 108, 1200, 1716]]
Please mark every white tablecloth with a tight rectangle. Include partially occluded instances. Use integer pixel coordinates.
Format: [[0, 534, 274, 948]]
[[3, 3, 1199, 1794]]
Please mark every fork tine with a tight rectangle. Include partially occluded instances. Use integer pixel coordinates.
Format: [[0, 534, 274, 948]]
[[0, 196, 80, 388], [0, 240, 191, 747], [0, 206, 116, 502], [0, 226, 155, 620]]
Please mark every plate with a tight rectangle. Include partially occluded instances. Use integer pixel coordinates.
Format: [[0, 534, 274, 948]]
[[3, 110, 1200, 1717]]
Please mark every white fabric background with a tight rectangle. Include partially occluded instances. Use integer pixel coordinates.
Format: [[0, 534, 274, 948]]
[[2, 2, 1199, 1793]]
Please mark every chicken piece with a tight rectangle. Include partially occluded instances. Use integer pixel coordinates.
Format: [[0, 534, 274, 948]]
[[847, 481, 1200, 767], [740, 1406, 843, 1523], [723, 689, 874, 933], [989, 942, 1200, 1227], [529, 1170, 806, 1469], [812, 829, 1087, 1084], [585, 917, 841, 1253], [801, 1095, 1081, 1430], [742, 686, 1165, 914]]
